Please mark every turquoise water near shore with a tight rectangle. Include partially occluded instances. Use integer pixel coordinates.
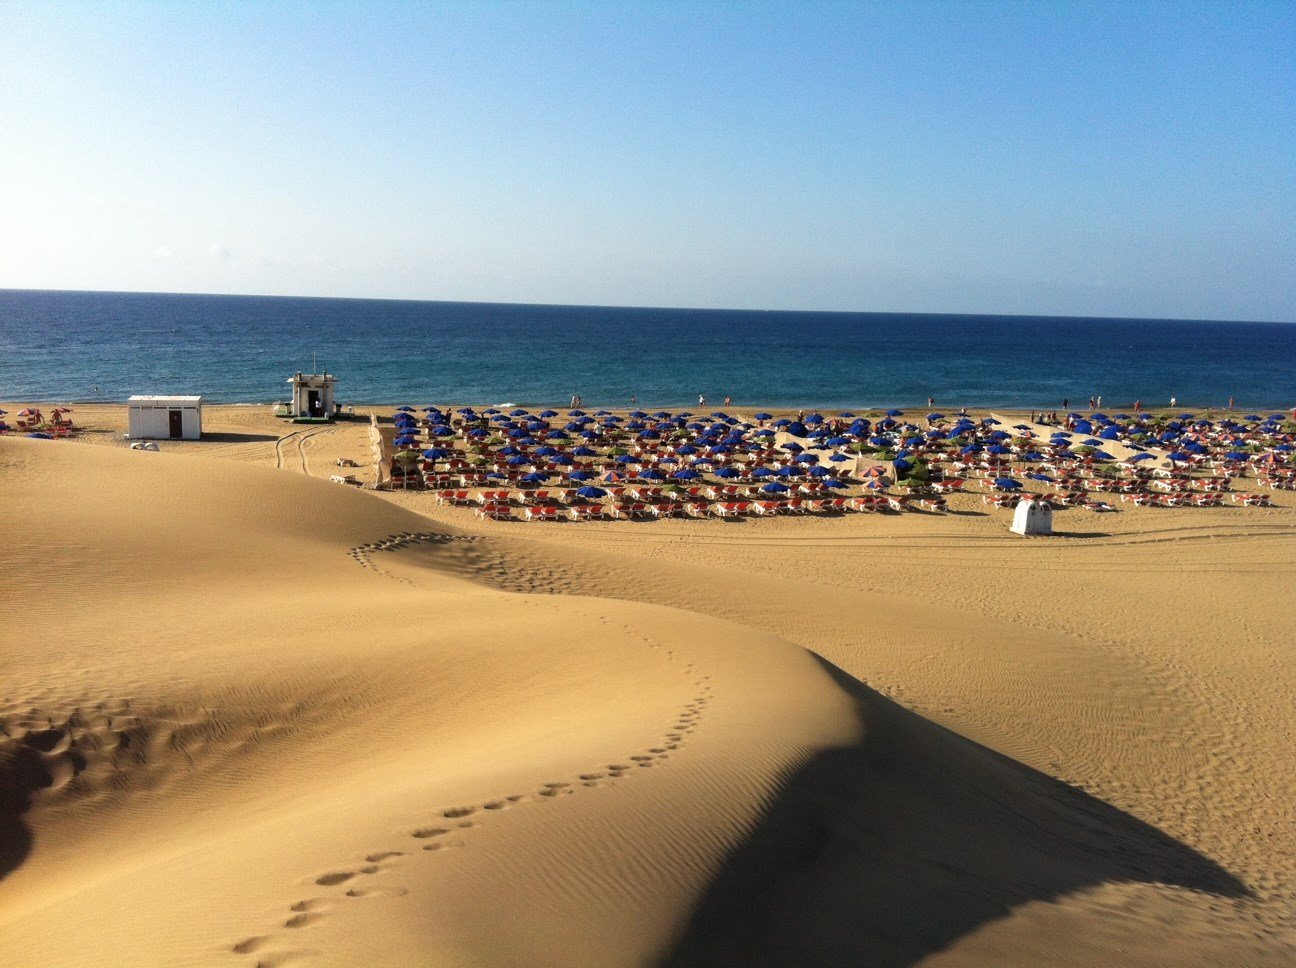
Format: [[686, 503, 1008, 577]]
[[2, 289, 1292, 410]]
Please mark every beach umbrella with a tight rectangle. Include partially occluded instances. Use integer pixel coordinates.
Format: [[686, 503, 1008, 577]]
[[506, 455, 530, 466], [829, 453, 850, 462], [773, 418, 791, 427], [1091, 450, 1116, 460], [1126, 453, 1154, 462], [751, 466, 775, 478], [795, 452, 820, 463], [805, 414, 824, 424], [838, 411, 855, 417], [1167, 452, 1192, 462], [520, 472, 549, 483], [987, 445, 1011, 455], [994, 477, 1023, 490], [457, 407, 476, 415], [601, 471, 623, 482], [1013, 424, 1031, 431], [26, 431, 53, 439], [808, 465, 831, 477], [421, 448, 450, 460], [821, 478, 848, 489], [886, 409, 904, 417], [672, 469, 700, 480], [714, 466, 741, 479], [1028, 473, 1053, 482], [395, 405, 415, 412], [760, 482, 790, 493], [893, 458, 913, 472], [927, 413, 944, 421], [568, 470, 595, 481], [393, 435, 417, 447], [754, 412, 773, 420], [575, 485, 607, 499]]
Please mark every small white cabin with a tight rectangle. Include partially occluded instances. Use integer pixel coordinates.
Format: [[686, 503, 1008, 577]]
[[127, 395, 203, 440], [1010, 498, 1053, 536], [287, 372, 337, 419]]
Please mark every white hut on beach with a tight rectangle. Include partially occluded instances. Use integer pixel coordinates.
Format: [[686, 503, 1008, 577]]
[[286, 372, 337, 420], [127, 395, 203, 440], [1010, 498, 1053, 536]]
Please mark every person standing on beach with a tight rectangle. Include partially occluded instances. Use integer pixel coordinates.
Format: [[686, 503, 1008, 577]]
[[1228, 397, 1234, 409], [1170, 396, 1177, 407], [927, 396, 935, 408], [1134, 400, 1142, 413], [1062, 398, 1069, 410], [1097, 395, 1102, 408], [699, 394, 706, 407], [723, 395, 731, 407]]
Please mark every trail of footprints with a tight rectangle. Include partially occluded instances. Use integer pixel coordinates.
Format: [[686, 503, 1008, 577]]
[[231, 676, 713, 961], [347, 532, 484, 585]]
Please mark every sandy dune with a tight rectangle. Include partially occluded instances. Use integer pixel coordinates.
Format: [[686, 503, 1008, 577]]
[[2, 411, 1294, 966]]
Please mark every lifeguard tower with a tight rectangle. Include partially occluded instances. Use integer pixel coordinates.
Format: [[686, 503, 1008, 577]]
[[284, 372, 337, 422]]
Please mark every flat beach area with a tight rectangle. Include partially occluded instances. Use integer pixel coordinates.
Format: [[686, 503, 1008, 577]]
[[2, 402, 1294, 966]]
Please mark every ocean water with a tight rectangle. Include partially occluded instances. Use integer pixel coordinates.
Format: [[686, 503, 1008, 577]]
[[1, 289, 1293, 410]]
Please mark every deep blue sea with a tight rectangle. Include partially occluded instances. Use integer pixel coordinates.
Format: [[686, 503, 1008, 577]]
[[2, 289, 1293, 410]]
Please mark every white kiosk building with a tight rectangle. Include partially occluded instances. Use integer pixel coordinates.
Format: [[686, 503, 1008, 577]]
[[127, 395, 203, 440], [286, 372, 337, 420]]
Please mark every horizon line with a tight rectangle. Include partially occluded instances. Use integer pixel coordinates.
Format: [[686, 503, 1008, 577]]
[[1, 285, 1291, 327]]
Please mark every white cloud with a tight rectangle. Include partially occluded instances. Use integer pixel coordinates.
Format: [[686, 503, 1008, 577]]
[[153, 245, 174, 260], [208, 243, 233, 260]]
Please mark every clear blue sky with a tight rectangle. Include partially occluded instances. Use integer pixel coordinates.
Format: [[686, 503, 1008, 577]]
[[2, 1, 1292, 320]]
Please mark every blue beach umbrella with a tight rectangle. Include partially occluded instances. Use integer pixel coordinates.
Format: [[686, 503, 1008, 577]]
[[754, 412, 773, 420], [575, 486, 607, 499], [760, 482, 790, 493], [821, 478, 848, 489], [994, 477, 1023, 490], [520, 472, 549, 483]]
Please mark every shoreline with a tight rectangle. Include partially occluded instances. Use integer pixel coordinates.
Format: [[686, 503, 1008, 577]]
[[4, 398, 1290, 415]]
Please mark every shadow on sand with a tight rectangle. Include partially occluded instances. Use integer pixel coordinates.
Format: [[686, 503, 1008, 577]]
[[0, 738, 54, 882], [194, 431, 280, 443], [660, 655, 1248, 968]]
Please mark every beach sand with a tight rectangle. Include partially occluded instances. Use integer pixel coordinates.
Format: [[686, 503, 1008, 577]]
[[2, 405, 1294, 966]]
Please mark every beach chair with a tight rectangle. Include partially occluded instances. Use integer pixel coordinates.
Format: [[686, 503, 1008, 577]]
[[753, 501, 780, 516], [785, 498, 806, 514], [887, 496, 910, 512], [685, 502, 709, 518]]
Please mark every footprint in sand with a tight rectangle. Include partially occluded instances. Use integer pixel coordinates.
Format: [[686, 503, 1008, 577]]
[[284, 912, 324, 929], [442, 806, 476, 819], [315, 871, 356, 886], [412, 827, 449, 839], [232, 936, 269, 954], [364, 851, 403, 863]]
